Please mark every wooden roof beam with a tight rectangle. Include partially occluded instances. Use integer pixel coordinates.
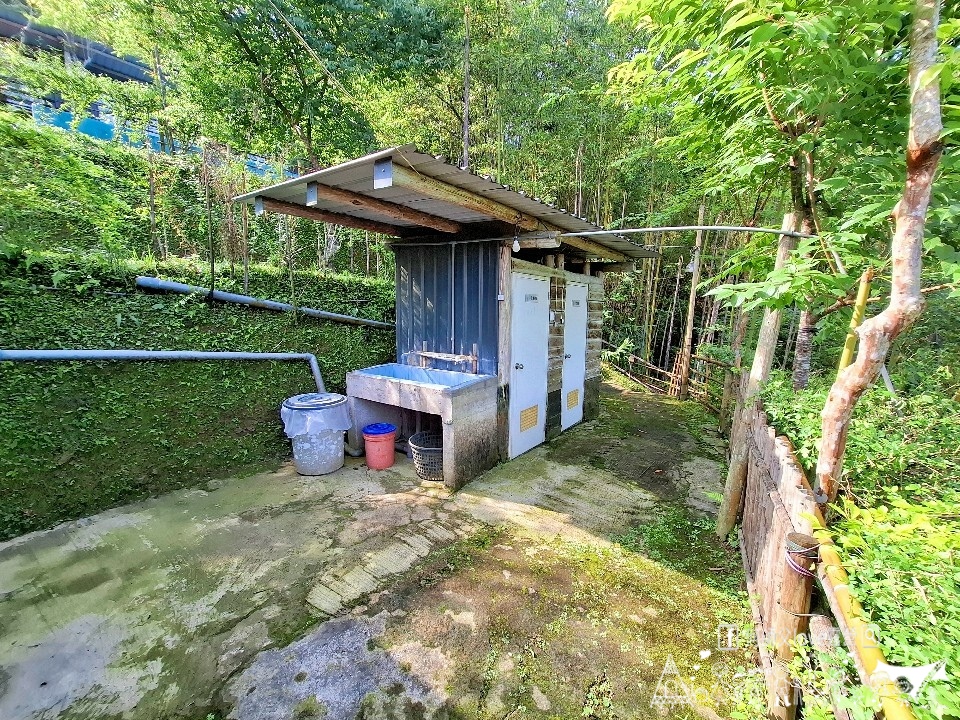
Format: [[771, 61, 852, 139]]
[[370, 157, 631, 261], [306, 181, 461, 234], [593, 261, 637, 273], [374, 158, 545, 232], [257, 197, 403, 236], [560, 235, 629, 262]]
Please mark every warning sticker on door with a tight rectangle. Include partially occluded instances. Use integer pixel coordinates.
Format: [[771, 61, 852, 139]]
[[566, 389, 580, 409], [519, 405, 539, 432]]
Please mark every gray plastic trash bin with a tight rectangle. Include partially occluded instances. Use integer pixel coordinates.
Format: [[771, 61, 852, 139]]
[[280, 393, 352, 475]]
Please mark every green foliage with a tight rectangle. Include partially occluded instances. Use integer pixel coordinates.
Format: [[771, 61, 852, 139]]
[[0, 42, 167, 138], [707, 238, 852, 311], [762, 358, 960, 719], [784, 635, 879, 720], [831, 495, 960, 718], [0, 109, 152, 257], [0, 111, 396, 278], [27, 0, 453, 166], [609, 0, 960, 318], [0, 251, 395, 540], [363, 0, 652, 225], [581, 673, 614, 718]]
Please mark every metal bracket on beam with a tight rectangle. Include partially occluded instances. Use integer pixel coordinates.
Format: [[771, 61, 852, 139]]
[[254, 196, 265, 216], [373, 158, 393, 190], [305, 181, 318, 207]]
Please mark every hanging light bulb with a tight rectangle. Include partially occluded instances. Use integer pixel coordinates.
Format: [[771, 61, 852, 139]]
[[512, 237, 521, 253]]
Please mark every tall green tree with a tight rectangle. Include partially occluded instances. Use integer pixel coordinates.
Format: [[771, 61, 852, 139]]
[[25, 0, 453, 165]]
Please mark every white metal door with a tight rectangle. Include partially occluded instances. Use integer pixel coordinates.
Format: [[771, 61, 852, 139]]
[[509, 274, 549, 458], [561, 282, 588, 430]]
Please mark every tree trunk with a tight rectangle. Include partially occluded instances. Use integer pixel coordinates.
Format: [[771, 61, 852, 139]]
[[719, 307, 750, 434], [780, 308, 797, 370], [365, 231, 371, 275], [816, 0, 942, 505], [148, 156, 160, 259], [286, 217, 297, 311], [789, 210, 817, 389], [716, 211, 799, 538], [791, 309, 815, 390]]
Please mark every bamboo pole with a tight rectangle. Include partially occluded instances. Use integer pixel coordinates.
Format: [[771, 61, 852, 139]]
[[461, 5, 471, 170], [678, 201, 706, 400], [836, 268, 875, 374], [644, 232, 665, 363], [817, 537, 919, 720], [241, 174, 250, 294], [781, 308, 798, 370], [661, 254, 683, 370], [365, 231, 371, 275], [203, 145, 215, 296]]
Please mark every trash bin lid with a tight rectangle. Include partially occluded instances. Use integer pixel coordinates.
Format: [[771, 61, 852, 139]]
[[362, 423, 397, 435], [282, 393, 347, 411]]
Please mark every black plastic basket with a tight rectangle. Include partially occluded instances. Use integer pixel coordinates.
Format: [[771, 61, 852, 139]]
[[409, 431, 443, 482]]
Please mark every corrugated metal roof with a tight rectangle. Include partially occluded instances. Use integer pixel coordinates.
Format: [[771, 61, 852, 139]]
[[235, 145, 657, 260]]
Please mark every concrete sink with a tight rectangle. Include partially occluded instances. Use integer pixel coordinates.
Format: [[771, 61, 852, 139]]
[[346, 363, 499, 489]]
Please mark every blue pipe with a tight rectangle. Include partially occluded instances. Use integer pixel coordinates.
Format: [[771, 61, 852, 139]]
[[135, 276, 395, 330], [0, 349, 326, 392]]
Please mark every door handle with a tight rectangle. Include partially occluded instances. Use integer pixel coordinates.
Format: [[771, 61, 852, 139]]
[[564, 353, 572, 359], [514, 363, 524, 369]]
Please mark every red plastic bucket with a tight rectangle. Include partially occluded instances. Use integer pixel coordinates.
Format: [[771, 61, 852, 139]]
[[362, 423, 397, 470]]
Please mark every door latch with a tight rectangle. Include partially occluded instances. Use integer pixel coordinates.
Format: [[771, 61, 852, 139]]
[[514, 363, 524, 369], [564, 353, 572, 359]]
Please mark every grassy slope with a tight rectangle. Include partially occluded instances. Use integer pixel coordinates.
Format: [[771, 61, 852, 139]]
[[0, 253, 396, 540]]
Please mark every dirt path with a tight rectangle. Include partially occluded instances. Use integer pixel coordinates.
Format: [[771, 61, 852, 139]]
[[0, 383, 759, 719]]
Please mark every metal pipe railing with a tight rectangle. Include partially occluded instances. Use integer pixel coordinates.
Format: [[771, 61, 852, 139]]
[[0, 349, 326, 392], [135, 276, 395, 331]]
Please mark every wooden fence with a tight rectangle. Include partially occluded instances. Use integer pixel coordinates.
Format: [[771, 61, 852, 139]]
[[601, 339, 735, 429], [602, 344, 910, 719], [740, 400, 820, 719]]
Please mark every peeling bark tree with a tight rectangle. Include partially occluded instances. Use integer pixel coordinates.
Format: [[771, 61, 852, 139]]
[[816, 0, 943, 504]]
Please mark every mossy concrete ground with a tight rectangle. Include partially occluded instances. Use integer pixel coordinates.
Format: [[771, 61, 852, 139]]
[[0, 382, 759, 719]]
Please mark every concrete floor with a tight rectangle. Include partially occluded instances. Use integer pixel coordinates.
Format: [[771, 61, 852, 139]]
[[0, 384, 757, 719]]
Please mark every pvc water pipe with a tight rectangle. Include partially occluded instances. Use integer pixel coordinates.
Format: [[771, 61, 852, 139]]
[[135, 276, 395, 331], [560, 225, 818, 240], [0, 349, 326, 392]]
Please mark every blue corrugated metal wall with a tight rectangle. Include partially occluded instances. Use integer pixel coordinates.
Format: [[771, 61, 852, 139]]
[[394, 241, 499, 377]]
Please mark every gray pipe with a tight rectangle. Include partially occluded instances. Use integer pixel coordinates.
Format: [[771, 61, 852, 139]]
[[0, 349, 326, 392], [135, 277, 395, 331], [560, 225, 817, 240]]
